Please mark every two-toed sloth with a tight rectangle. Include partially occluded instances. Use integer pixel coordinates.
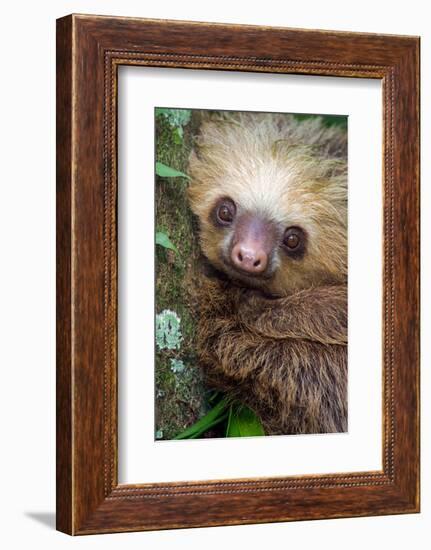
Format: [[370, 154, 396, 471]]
[[187, 112, 348, 435]]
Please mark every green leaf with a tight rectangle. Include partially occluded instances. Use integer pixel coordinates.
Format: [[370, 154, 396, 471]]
[[208, 390, 222, 404], [226, 404, 265, 437], [173, 126, 183, 145], [174, 398, 230, 440], [156, 162, 190, 180], [156, 231, 178, 253]]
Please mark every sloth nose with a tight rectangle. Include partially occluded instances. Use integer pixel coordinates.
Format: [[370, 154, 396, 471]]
[[231, 242, 268, 274]]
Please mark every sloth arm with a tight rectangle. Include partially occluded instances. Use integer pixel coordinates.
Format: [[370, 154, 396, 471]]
[[195, 278, 347, 378], [237, 285, 347, 345], [195, 278, 348, 433], [195, 277, 347, 345]]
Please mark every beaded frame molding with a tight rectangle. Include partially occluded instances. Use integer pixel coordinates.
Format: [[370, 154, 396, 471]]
[[56, 14, 420, 535]]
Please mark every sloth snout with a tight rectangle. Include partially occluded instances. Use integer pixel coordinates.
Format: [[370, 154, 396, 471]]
[[231, 242, 268, 274]]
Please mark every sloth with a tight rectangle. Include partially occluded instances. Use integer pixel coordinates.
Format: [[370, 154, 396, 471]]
[[187, 112, 348, 435]]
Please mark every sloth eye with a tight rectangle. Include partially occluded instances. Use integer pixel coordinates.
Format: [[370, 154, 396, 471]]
[[285, 232, 299, 249], [282, 227, 306, 258], [215, 199, 236, 225]]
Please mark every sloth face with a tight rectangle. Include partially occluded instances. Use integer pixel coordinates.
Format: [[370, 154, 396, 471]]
[[209, 195, 307, 287], [202, 194, 315, 295], [188, 113, 347, 296], [191, 183, 347, 296], [193, 182, 346, 297]]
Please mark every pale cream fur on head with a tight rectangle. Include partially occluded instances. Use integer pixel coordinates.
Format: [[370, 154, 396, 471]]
[[188, 111, 347, 296]]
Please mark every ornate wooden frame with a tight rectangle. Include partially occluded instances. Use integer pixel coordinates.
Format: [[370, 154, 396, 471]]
[[56, 14, 420, 534]]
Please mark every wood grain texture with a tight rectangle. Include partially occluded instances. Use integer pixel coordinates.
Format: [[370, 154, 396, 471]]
[[56, 14, 420, 535], [56, 16, 73, 535]]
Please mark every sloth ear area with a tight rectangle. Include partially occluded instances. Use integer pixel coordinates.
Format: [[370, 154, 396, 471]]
[[189, 136, 213, 163], [189, 146, 202, 164]]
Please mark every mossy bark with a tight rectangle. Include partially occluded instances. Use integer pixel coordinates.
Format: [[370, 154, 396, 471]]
[[155, 111, 207, 440]]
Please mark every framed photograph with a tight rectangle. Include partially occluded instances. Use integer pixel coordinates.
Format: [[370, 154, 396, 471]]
[[56, 14, 420, 534]]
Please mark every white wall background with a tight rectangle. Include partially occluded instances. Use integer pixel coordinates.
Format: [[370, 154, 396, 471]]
[[0, 0, 427, 548]]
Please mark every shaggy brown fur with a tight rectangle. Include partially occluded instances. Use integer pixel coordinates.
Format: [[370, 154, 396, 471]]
[[188, 112, 348, 434]]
